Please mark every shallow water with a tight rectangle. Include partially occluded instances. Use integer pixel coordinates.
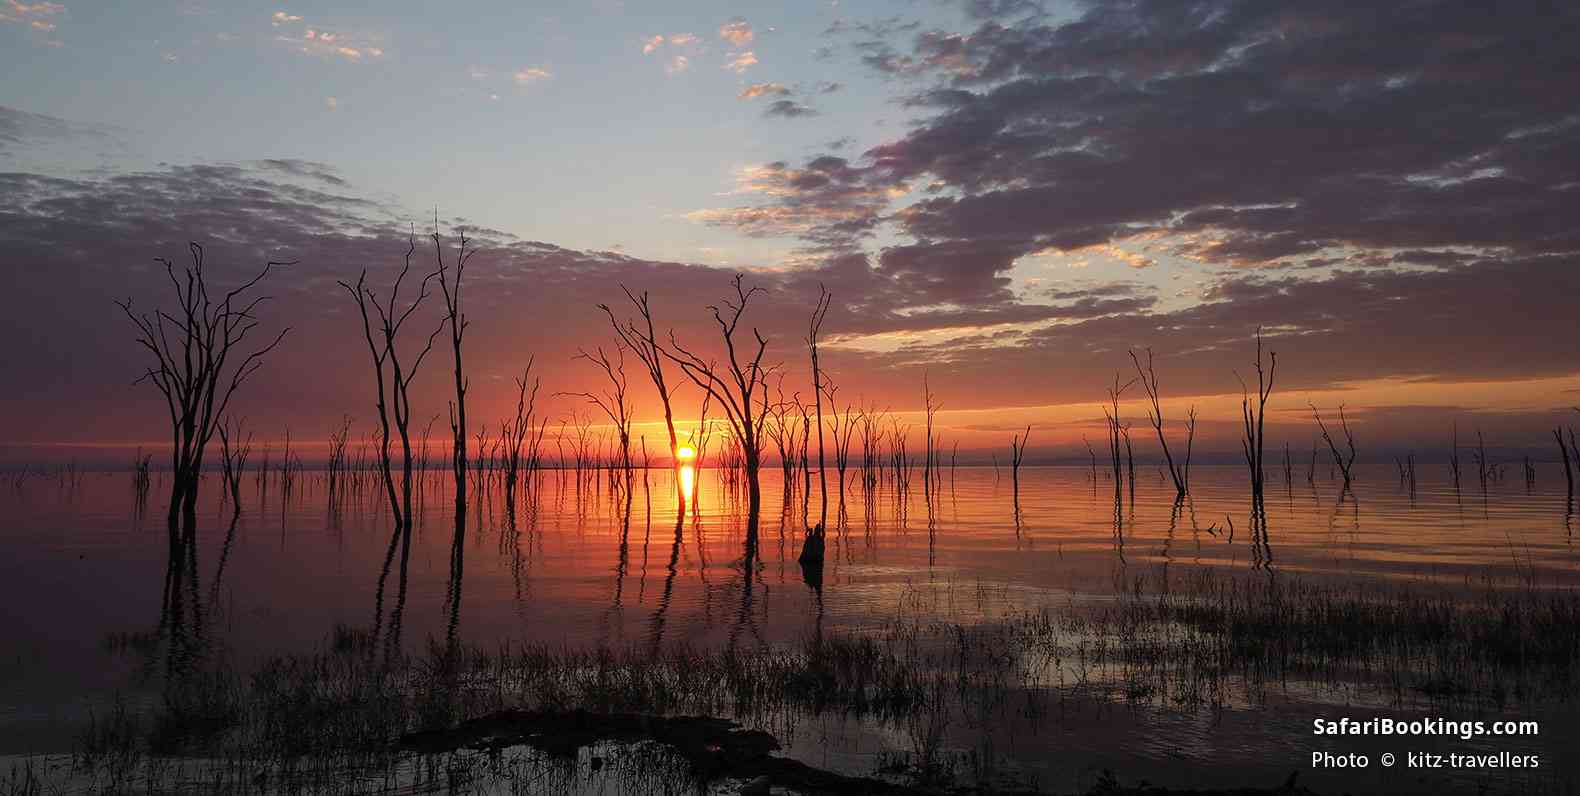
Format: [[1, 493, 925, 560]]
[[2, 463, 1577, 792]]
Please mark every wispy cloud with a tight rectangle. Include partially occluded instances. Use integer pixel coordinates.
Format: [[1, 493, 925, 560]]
[[718, 18, 753, 47], [2, 0, 64, 40], [738, 82, 789, 100], [723, 50, 757, 74], [512, 67, 551, 85], [643, 32, 698, 55], [270, 13, 384, 61], [665, 55, 689, 75]]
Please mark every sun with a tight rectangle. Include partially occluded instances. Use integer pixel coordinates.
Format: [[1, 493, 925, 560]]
[[675, 445, 696, 461]]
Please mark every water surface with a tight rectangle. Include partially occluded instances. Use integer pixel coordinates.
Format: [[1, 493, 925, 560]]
[[1, 463, 1576, 792]]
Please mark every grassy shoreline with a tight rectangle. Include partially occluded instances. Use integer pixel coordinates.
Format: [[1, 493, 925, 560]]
[[5, 566, 1576, 794]]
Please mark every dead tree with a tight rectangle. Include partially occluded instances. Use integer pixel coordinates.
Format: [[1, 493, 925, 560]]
[[767, 376, 800, 504], [1130, 348, 1195, 498], [117, 243, 291, 535], [808, 284, 831, 531], [1236, 328, 1277, 502], [433, 228, 475, 524], [565, 344, 635, 479], [217, 417, 252, 519], [1558, 427, 1576, 503], [601, 287, 686, 510], [326, 414, 352, 508], [502, 358, 541, 511], [923, 374, 941, 503], [339, 236, 443, 533], [823, 381, 856, 513], [1101, 373, 1136, 501], [1450, 421, 1462, 490], [1311, 403, 1358, 487], [1010, 426, 1031, 499], [659, 274, 774, 514]]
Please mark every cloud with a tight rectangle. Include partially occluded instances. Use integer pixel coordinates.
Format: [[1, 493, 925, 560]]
[[1, 0, 63, 37], [695, 0, 1580, 349], [718, 18, 753, 47], [723, 50, 757, 74], [763, 99, 817, 118], [0, 104, 115, 157], [957, 0, 1043, 20], [254, 159, 348, 186], [1, 158, 1578, 450], [738, 82, 789, 100], [324, 97, 338, 110], [687, 158, 897, 252], [822, 16, 921, 38], [846, 2, 1580, 266], [644, 32, 698, 57], [665, 55, 689, 75], [270, 13, 384, 61], [512, 67, 551, 85]]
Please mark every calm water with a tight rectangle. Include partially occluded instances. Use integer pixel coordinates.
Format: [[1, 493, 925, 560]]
[[2, 463, 1577, 792]]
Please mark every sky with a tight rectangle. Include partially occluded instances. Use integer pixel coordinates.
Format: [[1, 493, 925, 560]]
[[2, 0, 1579, 463]]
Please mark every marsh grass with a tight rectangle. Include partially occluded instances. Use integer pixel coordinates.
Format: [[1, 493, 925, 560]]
[[43, 567, 1580, 793]]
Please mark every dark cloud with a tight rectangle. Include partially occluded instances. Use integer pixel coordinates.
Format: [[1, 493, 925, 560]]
[[0, 105, 117, 157], [0, 162, 1107, 445], [253, 159, 349, 187], [717, 0, 1580, 316], [687, 157, 888, 252], [877, 237, 1035, 305], [1043, 281, 1154, 302], [764, 99, 818, 118], [822, 17, 922, 38], [869, 1, 1580, 262], [868, 254, 1580, 409], [956, 0, 1044, 20]]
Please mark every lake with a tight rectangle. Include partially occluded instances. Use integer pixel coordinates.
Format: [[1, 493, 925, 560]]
[[1, 462, 1576, 793]]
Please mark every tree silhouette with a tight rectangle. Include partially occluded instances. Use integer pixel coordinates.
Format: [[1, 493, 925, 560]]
[[659, 274, 774, 513], [117, 243, 291, 536], [339, 234, 443, 533]]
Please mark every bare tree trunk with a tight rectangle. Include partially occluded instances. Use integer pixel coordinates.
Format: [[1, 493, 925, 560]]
[[602, 288, 686, 513], [809, 285, 831, 530], [118, 242, 291, 544], [659, 274, 773, 518], [339, 235, 444, 535], [1237, 328, 1278, 502], [433, 229, 474, 524]]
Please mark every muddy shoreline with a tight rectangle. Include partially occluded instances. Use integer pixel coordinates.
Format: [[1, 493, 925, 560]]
[[399, 708, 1320, 796]]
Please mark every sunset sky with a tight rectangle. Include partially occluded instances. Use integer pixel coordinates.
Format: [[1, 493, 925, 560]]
[[3, 0, 1578, 463]]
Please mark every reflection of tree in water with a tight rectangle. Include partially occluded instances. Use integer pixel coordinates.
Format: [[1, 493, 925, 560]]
[[727, 506, 765, 653], [646, 506, 686, 657], [599, 484, 635, 647], [158, 519, 206, 677], [445, 508, 467, 654]]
